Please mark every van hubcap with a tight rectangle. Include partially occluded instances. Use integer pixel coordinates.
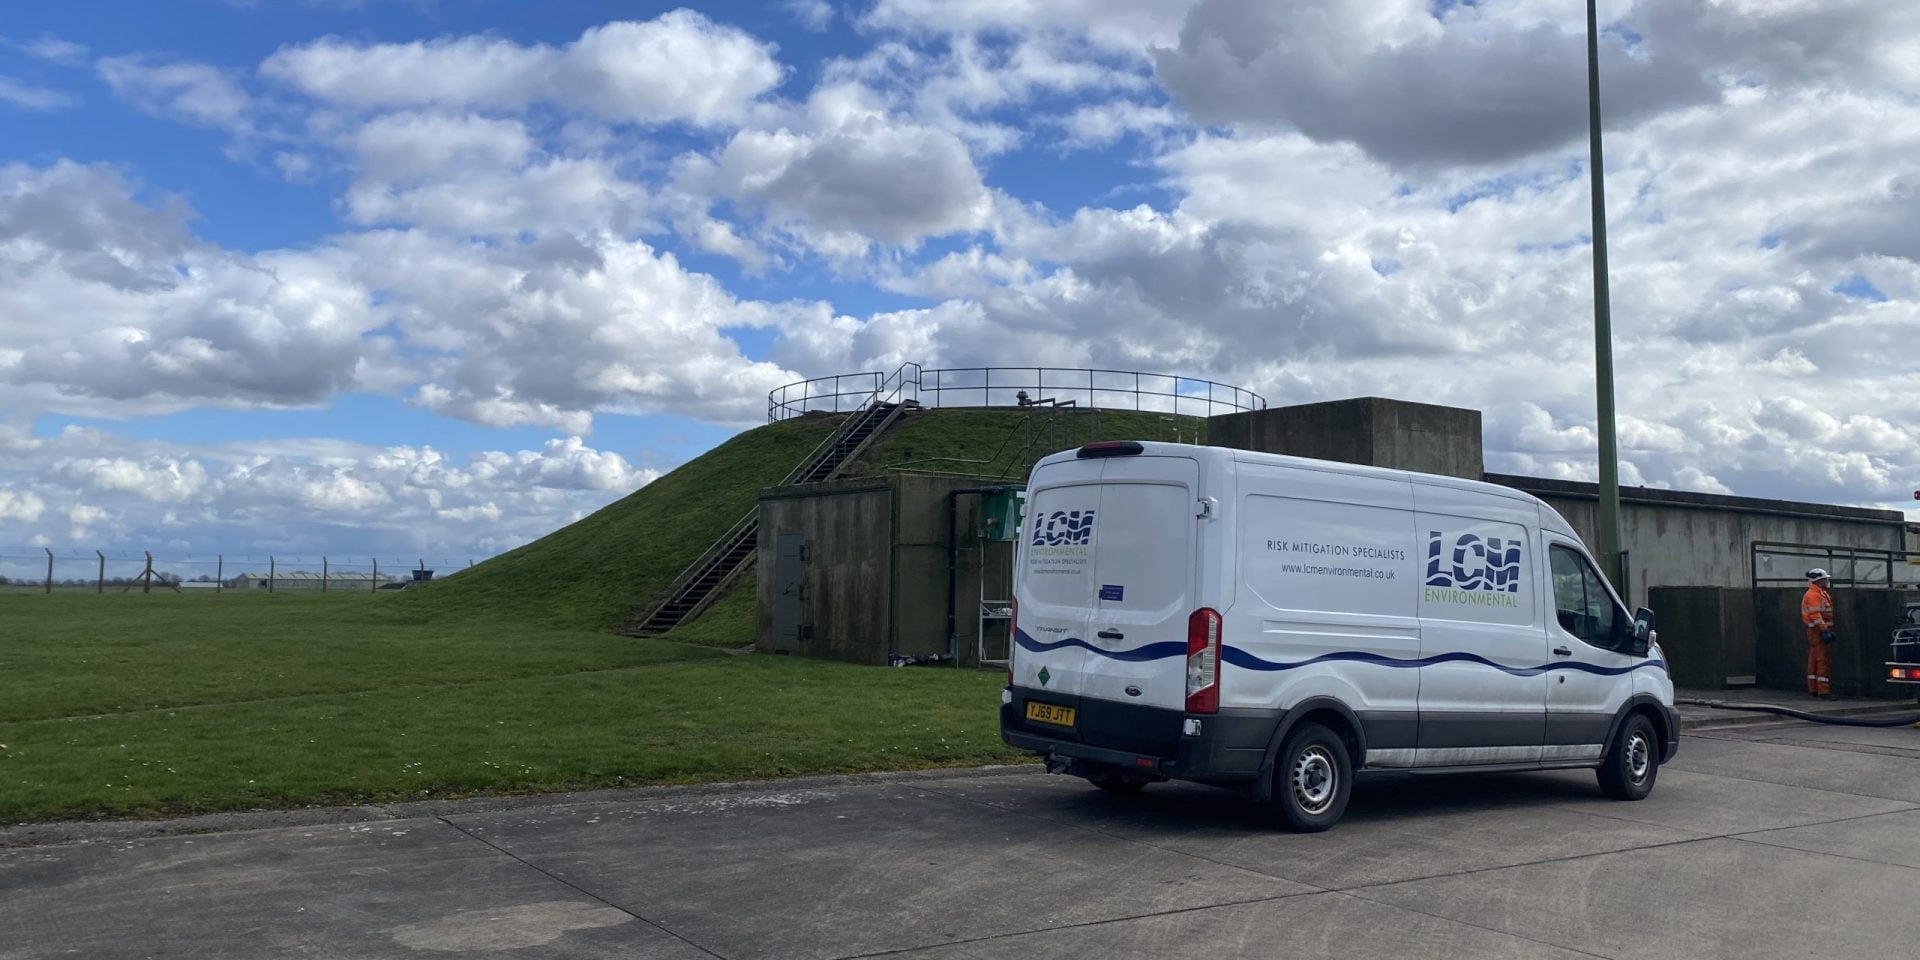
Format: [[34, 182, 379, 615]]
[[1292, 746, 1337, 815], [1626, 732, 1651, 783]]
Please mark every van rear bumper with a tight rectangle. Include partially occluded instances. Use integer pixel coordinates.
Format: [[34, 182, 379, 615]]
[[1001, 687, 1274, 783]]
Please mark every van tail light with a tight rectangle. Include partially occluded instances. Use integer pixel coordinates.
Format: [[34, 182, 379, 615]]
[[1186, 607, 1221, 714], [1007, 598, 1018, 687]]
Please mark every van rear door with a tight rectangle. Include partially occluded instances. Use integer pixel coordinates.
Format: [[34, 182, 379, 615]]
[[1080, 455, 1200, 711], [1015, 458, 1105, 699]]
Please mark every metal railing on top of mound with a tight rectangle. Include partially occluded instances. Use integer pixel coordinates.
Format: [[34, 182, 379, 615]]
[[767, 364, 1266, 423]]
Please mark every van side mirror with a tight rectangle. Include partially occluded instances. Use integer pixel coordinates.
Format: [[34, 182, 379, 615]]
[[1627, 608, 1656, 657]]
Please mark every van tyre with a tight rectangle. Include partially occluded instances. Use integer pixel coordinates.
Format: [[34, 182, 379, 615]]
[[1089, 776, 1147, 795], [1598, 713, 1660, 801], [1271, 722, 1351, 832]]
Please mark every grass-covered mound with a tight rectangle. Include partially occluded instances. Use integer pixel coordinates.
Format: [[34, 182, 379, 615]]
[[400, 415, 840, 632]]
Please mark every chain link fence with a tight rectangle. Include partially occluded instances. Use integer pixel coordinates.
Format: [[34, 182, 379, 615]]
[[0, 550, 480, 594]]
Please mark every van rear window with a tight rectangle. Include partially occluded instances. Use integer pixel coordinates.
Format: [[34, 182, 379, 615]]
[[1090, 482, 1192, 613]]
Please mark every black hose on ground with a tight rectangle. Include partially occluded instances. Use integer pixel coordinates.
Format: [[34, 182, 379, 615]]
[[1677, 698, 1920, 728]]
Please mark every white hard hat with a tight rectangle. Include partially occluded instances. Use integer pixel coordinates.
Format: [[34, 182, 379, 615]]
[[1806, 567, 1831, 581]]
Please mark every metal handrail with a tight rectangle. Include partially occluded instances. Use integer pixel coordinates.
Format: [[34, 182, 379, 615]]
[[644, 398, 904, 618], [1750, 540, 1920, 590], [768, 364, 1263, 423]]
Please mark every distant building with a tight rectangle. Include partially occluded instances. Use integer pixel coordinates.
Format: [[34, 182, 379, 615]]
[[231, 571, 396, 591]]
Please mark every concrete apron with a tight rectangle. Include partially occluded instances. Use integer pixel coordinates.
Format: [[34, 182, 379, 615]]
[[6, 738, 1920, 960]]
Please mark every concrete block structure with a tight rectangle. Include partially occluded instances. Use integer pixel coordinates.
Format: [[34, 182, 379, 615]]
[[756, 473, 1015, 666], [1493, 475, 1906, 607], [753, 389, 1914, 693], [1210, 396, 1484, 480], [1649, 586, 1916, 696]]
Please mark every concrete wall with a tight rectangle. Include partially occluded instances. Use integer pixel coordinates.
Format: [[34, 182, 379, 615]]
[[1495, 475, 1907, 605], [888, 473, 1014, 666], [756, 479, 893, 665], [1645, 586, 1759, 689], [1211, 397, 1483, 480], [1650, 585, 1914, 695], [756, 473, 1018, 667]]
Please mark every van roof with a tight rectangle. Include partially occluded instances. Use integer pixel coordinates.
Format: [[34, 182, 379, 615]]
[[1034, 440, 1578, 537]]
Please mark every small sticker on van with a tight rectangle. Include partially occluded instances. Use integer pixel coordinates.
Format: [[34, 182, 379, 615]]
[[1099, 584, 1124, 601]]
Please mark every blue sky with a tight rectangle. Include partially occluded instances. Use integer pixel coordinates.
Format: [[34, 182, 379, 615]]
[[2, 0, 1916, 566]]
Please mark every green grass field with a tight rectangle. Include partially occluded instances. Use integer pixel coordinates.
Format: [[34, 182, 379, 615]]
[[850, 407, 1208, 480], [0, 592, 1021, 822], [0, 408, 1185, 823]]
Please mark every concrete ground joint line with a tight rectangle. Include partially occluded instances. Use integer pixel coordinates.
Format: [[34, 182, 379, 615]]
[[1719, 804, 1920, 839], [905, 781, 1336, 893], [432, 815, 729, 960], [1330, 834, 1720, 896], [1728, 833, 1920, 876], [1329, 889, 1623, 960], [1525, 803, 1720, 839]]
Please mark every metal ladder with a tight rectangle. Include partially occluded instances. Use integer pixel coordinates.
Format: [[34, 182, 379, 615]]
[[620, 400, 908, 637]]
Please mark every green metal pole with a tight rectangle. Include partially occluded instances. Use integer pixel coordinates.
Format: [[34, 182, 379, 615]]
[[1587, 0, 1623, 592]]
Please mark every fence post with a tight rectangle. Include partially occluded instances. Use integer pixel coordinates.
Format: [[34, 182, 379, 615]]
[[142, 551, 153, 594], [96, 550, 104, 593], [269, 556, 276, 593], [322, 557, 329, 593], [371, 557, 378, 592], [44, 547, 52, 594], [217, 555, 223, 593]]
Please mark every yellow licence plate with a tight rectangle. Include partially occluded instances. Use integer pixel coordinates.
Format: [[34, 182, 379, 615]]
[[1025, 701, 1076, 727]]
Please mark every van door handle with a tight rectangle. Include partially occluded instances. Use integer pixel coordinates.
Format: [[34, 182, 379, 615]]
[[1097, 630, 1125, 640], [1553, 645, 1572, 657]]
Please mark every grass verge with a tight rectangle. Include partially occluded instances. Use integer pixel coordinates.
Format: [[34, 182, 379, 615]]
[[0, 592, 1022, 822], [0, 654, 1021, 822]]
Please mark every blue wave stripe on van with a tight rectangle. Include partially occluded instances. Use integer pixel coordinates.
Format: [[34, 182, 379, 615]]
[[1013, 629, 1185, 662], [1220, 647, 1666, 677], [1015, 630, 1666, 677]]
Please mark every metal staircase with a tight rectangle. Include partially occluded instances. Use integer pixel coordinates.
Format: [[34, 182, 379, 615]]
[[620, 400, 908, 637]]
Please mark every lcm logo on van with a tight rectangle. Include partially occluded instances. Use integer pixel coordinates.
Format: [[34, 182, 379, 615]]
[[1029, 510, 1096, 546], [1425, 531, 1523, 607]]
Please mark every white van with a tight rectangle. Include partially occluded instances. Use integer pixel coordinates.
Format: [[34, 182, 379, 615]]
[[1001, 440, 1678, 831]]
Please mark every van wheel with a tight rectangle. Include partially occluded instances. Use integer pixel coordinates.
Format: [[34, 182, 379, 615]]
[[1089, 776, 1147, 795], [1597, 713, 1659, 801], [1271, 722, 1351, 832]]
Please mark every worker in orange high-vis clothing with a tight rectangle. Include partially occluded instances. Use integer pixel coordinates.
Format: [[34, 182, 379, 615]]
[[1801, 568, 1836, 697]]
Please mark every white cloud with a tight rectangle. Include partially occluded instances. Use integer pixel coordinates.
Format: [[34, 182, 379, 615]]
[[0, 426, 660, 558], [348, 228, 799, 429], [341, 112, 648, 235], [785, 0, 834, 32], [56, 456, 210, 502], [1055, 100, 1178, 149], [261, 10, 784, 126], [863, 0, 1197, 54], [97, 56, 253, 130], [0, 161, 385, 415], [68, 503, 109, 526], [6, 35, 89, 67], [706, 116, 992, 249], [0, 489, 46, 522], [1153, 0, 1713, 169], [0, 76, 78, 111]]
